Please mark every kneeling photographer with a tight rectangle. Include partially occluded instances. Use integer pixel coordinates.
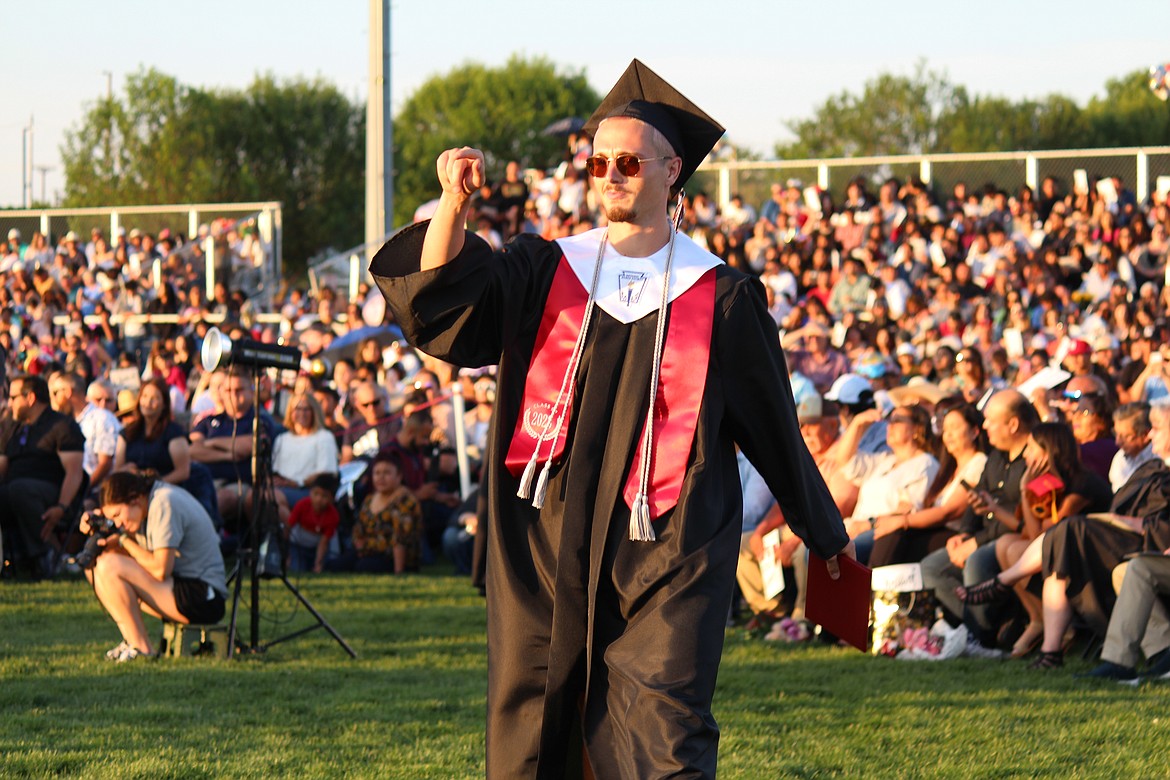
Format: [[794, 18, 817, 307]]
[[82, 471, 227, 662]]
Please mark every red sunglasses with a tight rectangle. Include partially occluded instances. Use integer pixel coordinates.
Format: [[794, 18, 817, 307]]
[[584, 154, 671, 178]]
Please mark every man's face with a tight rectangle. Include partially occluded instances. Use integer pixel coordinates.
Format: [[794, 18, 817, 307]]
[[800, 418, 837, 456], [1115, 417, 1150, 459], [352, 385, 382, 425], [590, 117, 678, 225], [982, 397, 1018, 452], [224, 377, 253, 418], [49, 381, 72, 414], [7, 382, 34, 422]]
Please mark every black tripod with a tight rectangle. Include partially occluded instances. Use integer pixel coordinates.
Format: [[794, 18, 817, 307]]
[[224, 368, 356, 658]]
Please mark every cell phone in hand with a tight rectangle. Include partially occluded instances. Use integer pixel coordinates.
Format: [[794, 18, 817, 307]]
[[959, 479, 975, 491]]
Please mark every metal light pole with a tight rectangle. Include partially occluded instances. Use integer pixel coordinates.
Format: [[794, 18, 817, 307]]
[[22, 125, 28, 209], [365, 0, 393, 257], [20, 117, 35, 208], [102, 71, 113, 174], [35, 166, 52, 204]]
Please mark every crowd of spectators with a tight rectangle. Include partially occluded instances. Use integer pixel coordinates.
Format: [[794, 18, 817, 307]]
[[0, 219, 488, 587], [6, 148, 1170, 682]]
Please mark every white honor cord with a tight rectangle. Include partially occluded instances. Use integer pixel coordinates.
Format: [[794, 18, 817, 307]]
[[517, 230, 607, 507], [630, 194, 686, 542]]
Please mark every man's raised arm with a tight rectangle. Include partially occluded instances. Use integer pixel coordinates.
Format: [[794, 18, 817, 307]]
[[420, 147, 486, 271]]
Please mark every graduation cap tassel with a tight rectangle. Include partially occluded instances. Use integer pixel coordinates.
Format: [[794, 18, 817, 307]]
[[517, 455, 538, 500], [532, 460, 553, 509], [629, 493, 656, 542]]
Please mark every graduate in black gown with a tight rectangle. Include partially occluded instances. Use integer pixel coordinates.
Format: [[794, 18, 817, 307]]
[[372, 60, 851, 779]]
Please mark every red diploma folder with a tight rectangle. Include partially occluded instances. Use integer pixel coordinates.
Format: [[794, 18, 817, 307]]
[[805, 553, 872, 652]]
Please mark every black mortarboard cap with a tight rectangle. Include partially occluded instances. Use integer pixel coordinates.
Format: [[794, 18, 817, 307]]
[[583, 59, 724, 191]]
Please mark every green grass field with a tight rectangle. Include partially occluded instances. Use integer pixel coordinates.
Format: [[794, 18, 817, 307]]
[[2, 570, 1168, 779]]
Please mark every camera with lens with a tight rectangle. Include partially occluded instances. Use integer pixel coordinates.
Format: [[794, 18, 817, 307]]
[[74, 510, 118, 569]]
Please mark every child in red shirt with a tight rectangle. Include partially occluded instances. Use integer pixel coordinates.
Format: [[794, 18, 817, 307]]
[[286, 473, 340, 573]]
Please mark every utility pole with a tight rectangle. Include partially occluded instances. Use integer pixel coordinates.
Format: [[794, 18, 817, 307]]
[[22, 125, 28, 209], [21, 116, 33, 208], [365, 0, 393, 255], [35, 165, 52, 205], [102, 71, 114, 178]]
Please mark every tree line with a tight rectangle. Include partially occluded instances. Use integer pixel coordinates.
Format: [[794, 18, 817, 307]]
[[55, 58, 1170, 273], [776, 62, 1170, 159]]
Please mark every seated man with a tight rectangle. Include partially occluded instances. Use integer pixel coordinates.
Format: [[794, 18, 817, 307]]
[[340, 381, 397, 464], [921, 388, 1037, 657], [0, 374, 85, 578], [1083, 552, 1170, 682], [188, 369, 279, 531], [85, 471, 227, 661], [49, 372, 120, 494]]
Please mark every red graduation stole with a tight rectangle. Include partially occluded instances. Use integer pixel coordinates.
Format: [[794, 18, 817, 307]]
[[504, 255, 716, 519]]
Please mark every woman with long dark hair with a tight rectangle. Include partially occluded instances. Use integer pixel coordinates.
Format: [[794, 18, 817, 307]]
[[868, 402, 988, 567], [114, 378, 220, 527], [114, 379, 189, 485]]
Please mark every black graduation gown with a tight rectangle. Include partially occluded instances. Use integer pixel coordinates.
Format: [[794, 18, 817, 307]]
[[371, 223, 848, 779], [1042, 459, 1170, 635]]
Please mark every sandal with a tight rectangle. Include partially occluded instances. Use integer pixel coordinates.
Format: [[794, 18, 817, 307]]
[[956, 576, 1011, 606], [1029, 650, 1063, 670]]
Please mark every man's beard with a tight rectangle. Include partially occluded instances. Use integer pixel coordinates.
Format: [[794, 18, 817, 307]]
[[603, 204, 637, 223]]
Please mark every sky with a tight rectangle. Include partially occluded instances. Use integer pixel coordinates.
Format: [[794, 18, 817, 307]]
[[3, 0, 1169, 209]]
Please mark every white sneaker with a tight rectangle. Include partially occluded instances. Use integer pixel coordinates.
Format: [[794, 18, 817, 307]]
[[963, 638, 1005, 660], [112, 644, 155, 663], [105, 640, 130, 661]]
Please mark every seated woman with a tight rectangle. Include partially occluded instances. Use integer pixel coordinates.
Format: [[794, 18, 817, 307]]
[[84, 470, 227, 661], [115, 378, 190, 486], [868, 402, 988, 568], [351, 454, 422, 574], [271, 390, 340, 521], [958, 422, 1113, 657], [941, 348, 1000, 410], [113, 378, 220, 527], [1070, 394, 1119, 483], [145, 339, 188, 414], [834, 403, 940, 564]]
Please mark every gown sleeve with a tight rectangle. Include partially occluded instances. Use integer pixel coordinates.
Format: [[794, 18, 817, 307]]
[[369, 221, 555, 367], [716, 274, 850, 560]]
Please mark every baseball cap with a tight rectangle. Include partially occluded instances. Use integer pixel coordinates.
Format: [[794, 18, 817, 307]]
[[796, 393, 824, 423], [824, 373, 873, 405], [1066, 339, 1091, 357], [854, 352, 890, 379], [1093, 335, 1117, 352]]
